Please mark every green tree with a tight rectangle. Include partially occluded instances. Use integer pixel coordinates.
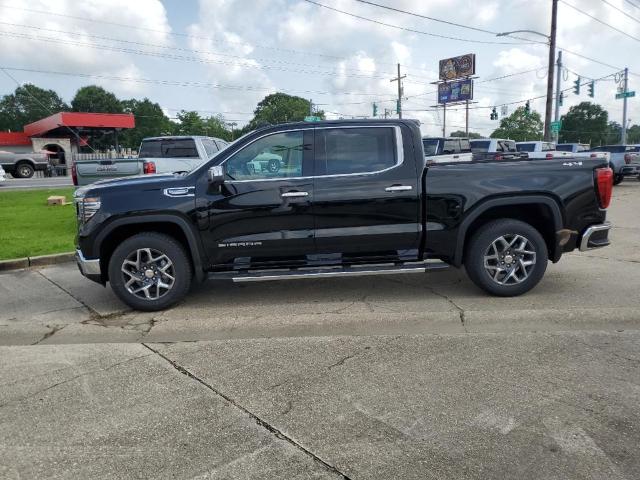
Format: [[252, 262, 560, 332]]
[[627, 124, 640, 143], [0, 84, 68, 131], [173, 110, 232, 140], [450, 130, 483, 139], [71, 85, 123, 113], [490, 106, 543, 141], [247, 93, 324, 130], [558, 102, 608, 145], [120, 98, 175, 149], [605, 121, 622, 145]]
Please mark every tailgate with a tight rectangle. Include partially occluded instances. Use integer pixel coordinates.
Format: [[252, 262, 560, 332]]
[[75, 159, 142, 185]]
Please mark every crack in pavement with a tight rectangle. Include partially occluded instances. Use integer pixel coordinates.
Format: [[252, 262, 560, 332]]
[[142, 343, 351, 480], [31, 324, 67, 345], [327, 346, 371, 370], [423, 285, 468, 332], [36, 270, 101, 317], [0, 353, 153, 408]]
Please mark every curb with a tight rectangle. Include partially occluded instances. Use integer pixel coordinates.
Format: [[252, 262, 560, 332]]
[[0, 252, 75, 272]]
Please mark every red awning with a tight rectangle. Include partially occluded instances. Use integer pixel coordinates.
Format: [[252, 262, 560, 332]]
[[24, 112, 135, 137], [0, 132, 31, 146]]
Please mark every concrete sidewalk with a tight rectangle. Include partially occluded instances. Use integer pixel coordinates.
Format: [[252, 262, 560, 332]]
[[1, 331, 639, 479]]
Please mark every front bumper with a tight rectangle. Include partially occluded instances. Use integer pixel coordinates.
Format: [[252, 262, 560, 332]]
[[621, 163, 640, 176], [76, 249, 102, 283], [579, 223, 611, 251]]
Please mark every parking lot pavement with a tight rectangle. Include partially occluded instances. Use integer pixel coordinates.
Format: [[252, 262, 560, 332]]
[[1, 183, 639, 346], [1, 331, 638, 479]]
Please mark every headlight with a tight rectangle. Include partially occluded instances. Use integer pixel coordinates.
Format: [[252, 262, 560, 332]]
[[78, 196, 101, 223]]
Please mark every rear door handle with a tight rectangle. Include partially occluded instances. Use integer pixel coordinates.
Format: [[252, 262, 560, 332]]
[[281, 191, 309, 198], [385, 185, 412, 192]]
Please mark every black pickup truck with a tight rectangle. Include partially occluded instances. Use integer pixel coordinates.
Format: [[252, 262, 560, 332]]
[[74, 119, 613, 311]]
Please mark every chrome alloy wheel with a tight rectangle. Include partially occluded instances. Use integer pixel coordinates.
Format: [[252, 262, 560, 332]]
[[121, 248, 175, 300], [483, 234, 537, 285]]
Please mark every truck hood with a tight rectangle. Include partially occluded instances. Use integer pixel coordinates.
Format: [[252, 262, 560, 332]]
[[75, 173, 181, 196]]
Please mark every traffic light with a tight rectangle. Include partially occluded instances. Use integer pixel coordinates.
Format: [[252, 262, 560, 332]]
[[559, 91, 564, 107], [372, 102, 378, 117], [490, 107, 498, 120], [573, 76, 581, 95], [588, 81, 595, 98], [524, 100, 531, 115]]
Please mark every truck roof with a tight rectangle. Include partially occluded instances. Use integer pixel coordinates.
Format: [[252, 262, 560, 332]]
[[142, 135, 224, 141]]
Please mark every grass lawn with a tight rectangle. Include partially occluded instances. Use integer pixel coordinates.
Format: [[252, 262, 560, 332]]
[[0, 188, 77, 260]]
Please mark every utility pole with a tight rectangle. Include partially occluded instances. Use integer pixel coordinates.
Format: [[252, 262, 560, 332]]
[[622, 67, 629, 144], [390, 63, 406, 119], [544, 0, 558, 141], [442, 104, 446, 137], [309, 99, 313, 116], [553, 50, 563, 142]]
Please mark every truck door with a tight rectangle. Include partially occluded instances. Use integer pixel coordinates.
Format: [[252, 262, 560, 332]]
[[198, 129, 315, 269], [312, 125, 421, 262]]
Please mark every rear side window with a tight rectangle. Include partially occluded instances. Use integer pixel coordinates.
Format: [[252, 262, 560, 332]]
[[470, 140, 490, 153], [423, 139, 440, 156], [443, 139, 459, 154], [459, 139, 471, 152], [542, 143, 555, 151], [556, 144, 573, 152], [500, 140, 517, 152], [201, 138, 218, 157], [139, 139, 199, 158], [316, 127, 396, 175], [517, 143, 535, 152]]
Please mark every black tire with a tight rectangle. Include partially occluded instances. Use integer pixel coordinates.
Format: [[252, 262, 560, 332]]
[[464, 219, 548, 297], [613, 174, 624, 185], [15, 162, 34, 178], [267, 158, 280, 173], [108, 232, 192, 311]]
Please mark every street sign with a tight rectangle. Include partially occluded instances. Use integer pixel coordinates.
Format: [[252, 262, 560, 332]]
[[616, 91, 636, 99], [304, 116, 322, 122], [550, 120, 562, 134], [438, 78, 474, 104]]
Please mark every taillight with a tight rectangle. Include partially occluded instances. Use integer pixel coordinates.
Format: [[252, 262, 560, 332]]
[[545, 153, 554, 160], [595, 167, 613, 209], [624, 153, 632, 164], [590, 153, 597, 158], [143, 161, 156, 174], [495, 154, 503, 161], [71, 162, 77, 186]]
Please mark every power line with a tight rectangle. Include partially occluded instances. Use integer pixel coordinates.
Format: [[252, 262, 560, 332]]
[[302, 0, 534, 45], [599, 0, 640, 24], [560, 0, 640, 43], [624, 0, 640, 9], [0, 2, 435, 75]]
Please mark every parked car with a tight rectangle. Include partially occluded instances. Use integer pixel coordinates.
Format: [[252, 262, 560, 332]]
[[469, 138, 528, 161], [422, 137, 473, 164], [0, 150, 50, 178], [0, 165, 6, 183], [556, 143, 610, 162], [588, 145, 640, 185], [73, 136, 229, 186], [515, 141, 571, 160], [74, 119, 613, 311]]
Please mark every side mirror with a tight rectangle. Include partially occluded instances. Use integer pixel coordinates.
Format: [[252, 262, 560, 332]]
[[208, 165, 224, 184]]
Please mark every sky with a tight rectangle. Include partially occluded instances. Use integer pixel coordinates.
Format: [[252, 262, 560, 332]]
[[0, 0, 638, 137]]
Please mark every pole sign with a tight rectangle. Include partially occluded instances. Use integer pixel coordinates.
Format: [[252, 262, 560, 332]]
[[550, 120, 562, 134], [439, 54, 476, 81], [438, 78, 474, 104], [615, 91, 636, 99]]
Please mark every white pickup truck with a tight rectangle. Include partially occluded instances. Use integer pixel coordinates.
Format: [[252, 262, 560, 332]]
[[422, 137, 473, 164], [73, 136, 229, 186], [515, 141, 572, 160]]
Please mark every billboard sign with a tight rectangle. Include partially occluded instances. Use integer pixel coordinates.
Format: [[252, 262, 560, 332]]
[[439, 54, 476, 81], [438, 79, 474, 104]]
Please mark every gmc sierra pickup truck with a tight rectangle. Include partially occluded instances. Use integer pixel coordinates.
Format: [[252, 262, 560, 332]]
[[74, 119, 613, 311], [0, 150, 50, 178]]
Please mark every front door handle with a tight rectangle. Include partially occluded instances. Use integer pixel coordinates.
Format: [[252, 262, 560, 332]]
[[281, 191, 309, 198], [385, 185, 413, 192]]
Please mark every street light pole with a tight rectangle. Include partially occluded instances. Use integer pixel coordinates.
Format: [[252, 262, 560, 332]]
[[544, 0, 558, 142]]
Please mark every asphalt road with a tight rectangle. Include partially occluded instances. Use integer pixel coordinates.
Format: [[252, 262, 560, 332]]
[[0, 175, 73, 190], [0, 182, 639, 479]]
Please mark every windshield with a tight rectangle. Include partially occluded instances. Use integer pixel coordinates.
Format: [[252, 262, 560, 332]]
[[139, 139, 199, 158], [470, 140, 490, 153], [516, 143, 535, 152], [422, 139, 440, 156]]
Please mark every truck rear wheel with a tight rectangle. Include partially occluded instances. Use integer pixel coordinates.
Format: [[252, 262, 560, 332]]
[[465, 219, 548, 297], [612, 174, 624, 185], [108, 232, 192, 311], [15, 162, 34, 178]]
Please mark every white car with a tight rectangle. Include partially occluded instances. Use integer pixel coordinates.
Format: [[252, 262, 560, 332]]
[[0, 165, 6, 183], [516, 141, 572, 160], [422, 137, 473, 164]]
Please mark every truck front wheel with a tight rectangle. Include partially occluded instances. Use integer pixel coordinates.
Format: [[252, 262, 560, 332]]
[[108, 232, 192, 311], [465, 219, 548, 297]]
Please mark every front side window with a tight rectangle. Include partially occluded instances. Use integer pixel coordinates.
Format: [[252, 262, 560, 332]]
[[459, 139, 471, 152], [443, 139, 458, 154], [225, 131, 307, 180], [317, 127, 396, 175]]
